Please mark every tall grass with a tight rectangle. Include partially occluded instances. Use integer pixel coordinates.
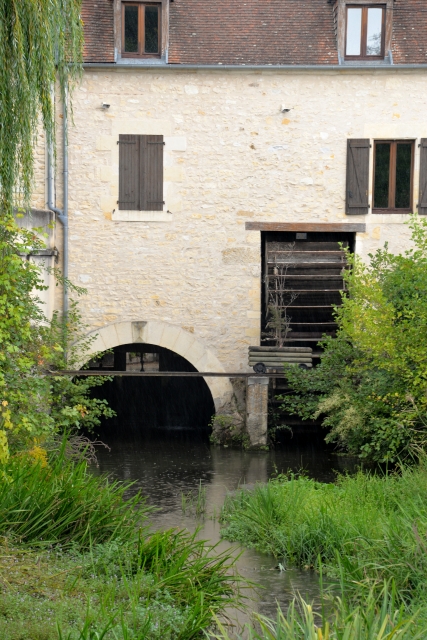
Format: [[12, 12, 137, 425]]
[[0, 447, 148, 546], [53, 529, 241, 639], [181, 480, 207, 517], [211, 584, 426, 640], [0, 447, 243, 638], [220, 465, 427, 605]]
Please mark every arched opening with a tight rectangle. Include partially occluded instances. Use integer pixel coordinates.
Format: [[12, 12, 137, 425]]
[[87, 343, 216, 437], [79, 320, 234, 415]]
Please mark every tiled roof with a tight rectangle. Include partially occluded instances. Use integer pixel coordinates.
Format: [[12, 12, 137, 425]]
[[81, 0, 427, 66], [82, 0, 115, 63], [168, 0, 338, 65], [392, 0, 427, 64]]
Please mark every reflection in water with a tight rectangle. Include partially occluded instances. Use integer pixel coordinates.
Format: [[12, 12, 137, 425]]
[[94, 430, 358, 633]]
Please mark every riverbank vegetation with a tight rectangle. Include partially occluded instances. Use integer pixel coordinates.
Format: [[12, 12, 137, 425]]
[[0, 445, 240, 639], [0, 3, 244, 638], [279, 215, 427, 463], [220, 465, 427, 637]]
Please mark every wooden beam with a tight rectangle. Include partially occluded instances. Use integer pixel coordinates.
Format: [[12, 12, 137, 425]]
[[245, 222, 366, 232], [49, 371, 292, 378]]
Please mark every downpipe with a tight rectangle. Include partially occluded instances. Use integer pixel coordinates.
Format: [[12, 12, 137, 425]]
[[47, 85, 69, 322]]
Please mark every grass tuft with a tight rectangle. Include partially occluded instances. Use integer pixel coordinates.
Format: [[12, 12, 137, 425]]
[[0, 446, 148, 547], [221, 464, 427, 607], [0, 447, 242, 639]]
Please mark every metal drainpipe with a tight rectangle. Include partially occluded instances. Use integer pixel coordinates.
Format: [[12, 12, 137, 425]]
[[47, 85, 69, 323]]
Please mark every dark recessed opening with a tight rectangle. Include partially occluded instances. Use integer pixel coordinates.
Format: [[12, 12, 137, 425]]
[[87, 343, 215, 438]]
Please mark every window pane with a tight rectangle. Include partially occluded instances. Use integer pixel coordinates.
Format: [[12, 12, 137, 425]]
[[124, 5, 139, 52], [374, 143, 390, 209], [346, 8, 362, 56], [395, 144, 412, 209], [145, 6, 159, 53], [366, 8, 383, 56]]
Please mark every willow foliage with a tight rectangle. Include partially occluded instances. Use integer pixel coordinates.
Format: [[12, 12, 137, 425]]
[[0, 0, 83, 215], [0, 1, 84, 463]]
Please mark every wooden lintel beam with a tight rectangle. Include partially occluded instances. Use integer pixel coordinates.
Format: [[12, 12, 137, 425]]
[[49, 371, 293, 378], [245, 222, 366, 233]]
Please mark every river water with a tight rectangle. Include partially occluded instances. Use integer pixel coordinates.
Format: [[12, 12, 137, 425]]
[[95, 429, 357, 635]]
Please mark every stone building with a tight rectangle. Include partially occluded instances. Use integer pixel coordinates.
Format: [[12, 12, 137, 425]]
[[30, 0, 427, 435]]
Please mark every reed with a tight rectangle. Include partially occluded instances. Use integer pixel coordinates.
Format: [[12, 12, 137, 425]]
[[0, 446, 148, 547], [221, 464, 427, 605], [180, 479, 207, 517], [211, 583, 426, 640], [0, 447, 242, 638]]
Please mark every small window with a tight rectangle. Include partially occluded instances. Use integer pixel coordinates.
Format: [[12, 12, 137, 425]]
[[122, 2, 161, 57], [373, 141, 414, 212], [345, 5, 385, 59]]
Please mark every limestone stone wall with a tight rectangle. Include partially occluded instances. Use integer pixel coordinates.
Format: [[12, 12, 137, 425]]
[[34, 68, 427, 374]]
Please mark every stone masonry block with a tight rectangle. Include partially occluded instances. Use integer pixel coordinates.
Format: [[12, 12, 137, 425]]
[[172, 331, 197, 359], [115, 322, 134, 346], [158, 324, 182, 351], [222, 248, 259, 265], [100, 323, 120, 351], [164, 136, 187, 151], [96, 136, 114, 151], [144, 322, 166, 347]]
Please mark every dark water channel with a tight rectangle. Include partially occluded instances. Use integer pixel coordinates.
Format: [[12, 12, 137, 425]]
[[94, 429, 358, 635]]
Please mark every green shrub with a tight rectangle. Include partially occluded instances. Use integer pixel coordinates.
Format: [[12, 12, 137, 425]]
[[280, 215, 427, 462]]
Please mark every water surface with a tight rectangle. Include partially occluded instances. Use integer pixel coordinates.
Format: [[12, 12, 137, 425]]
[[94, 430, 357, 634]]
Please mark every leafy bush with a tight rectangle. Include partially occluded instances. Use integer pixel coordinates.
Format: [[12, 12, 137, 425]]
[[0, 217, 114, 461], [279, 215, 427, 462]]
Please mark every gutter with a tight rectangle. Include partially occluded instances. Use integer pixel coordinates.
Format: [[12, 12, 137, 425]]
[[83, 63, 427, 71], [47, 85, 69, 324]]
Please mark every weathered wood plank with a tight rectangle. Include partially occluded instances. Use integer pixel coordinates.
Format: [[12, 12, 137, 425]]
[[246, 222, 366, 232]]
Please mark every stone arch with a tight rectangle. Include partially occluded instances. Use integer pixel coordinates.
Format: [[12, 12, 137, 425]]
[[80, 320, 234, 413]]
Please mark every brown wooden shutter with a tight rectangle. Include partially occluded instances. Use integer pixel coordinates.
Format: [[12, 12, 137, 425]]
[[141, 135, 164, 211], [419, 139, 427, 215], [346, 139, 370, 215], [118, 134, 139, 210]]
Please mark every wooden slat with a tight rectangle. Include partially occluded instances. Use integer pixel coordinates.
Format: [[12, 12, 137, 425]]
[[249, 346, 312, 352], [246, 222, 366, 232], [267, 250, 346, 255], [271, 289, 344, 293], [142, 134, 164, 211], [346, 139, 370, 215], [268, 275, 344, 280], [269, 262, 346, 268], [118, 134, 139, 210], [267, 241, 348, 251], [419, 139, 427, 215]]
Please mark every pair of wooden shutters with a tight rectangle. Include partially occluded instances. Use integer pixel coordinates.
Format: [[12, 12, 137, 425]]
[[346, 138, 427, 215], [118, 134, 164, 211]]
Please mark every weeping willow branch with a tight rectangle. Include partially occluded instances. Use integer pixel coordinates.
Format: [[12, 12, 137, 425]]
[[0, 0, 83, 216]]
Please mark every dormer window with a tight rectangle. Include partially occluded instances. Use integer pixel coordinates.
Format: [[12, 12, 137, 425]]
[[345, 5, 385, 59], [122, 2, 161, 58]]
